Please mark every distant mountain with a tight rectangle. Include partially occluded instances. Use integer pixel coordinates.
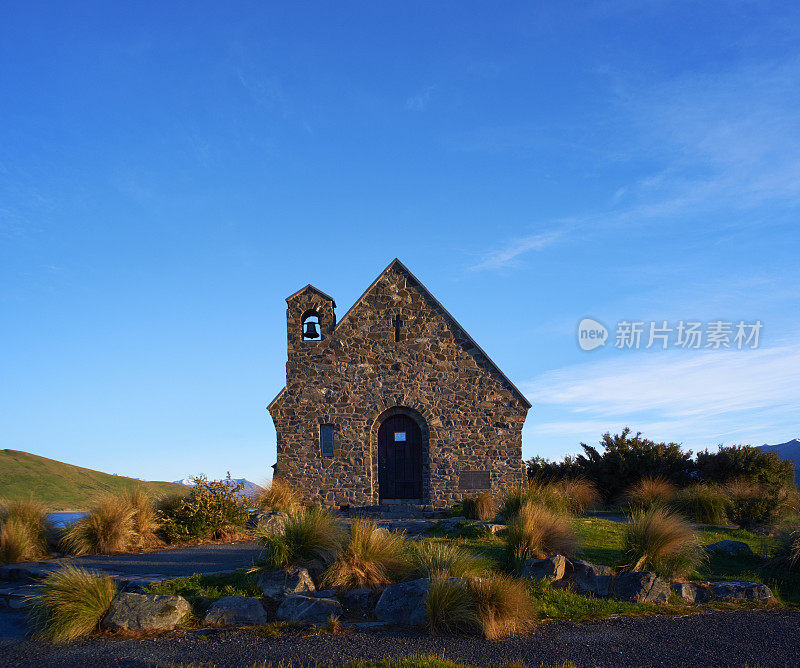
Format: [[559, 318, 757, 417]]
[[173, 477, 264, 499], [0, 449, 187, 511], [758, 438, 800, 485]]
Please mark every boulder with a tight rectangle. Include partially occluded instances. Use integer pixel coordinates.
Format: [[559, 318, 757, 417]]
[[703, 541, 755, 558], [102, 593, 191, 631], [258, 566, 315, 604], [339, 587, 380, 617], [610, 572, 670, 604], [202, 595, 267, 627], [521, 554, 567, 581], [254, 511, 288, 535], [703, 580, 774, 602], [672, 581, 703, 603], [374, 578, 430, 626], [559, 559, 613, 596], [312, 589, 337, 598], [276, 595, 343, 623], [438, 517, 466, 532]]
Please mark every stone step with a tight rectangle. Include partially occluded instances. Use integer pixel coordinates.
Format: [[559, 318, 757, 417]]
[[0, 583, 37, 610], [0, 563, 59, 584]]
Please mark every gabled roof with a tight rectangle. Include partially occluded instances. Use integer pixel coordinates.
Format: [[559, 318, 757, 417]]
[[285, 284, 336, 307], [268, 259, 531, 410]]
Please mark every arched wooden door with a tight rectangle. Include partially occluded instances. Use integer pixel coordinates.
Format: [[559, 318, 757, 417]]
[[378, 414, 423, 500]]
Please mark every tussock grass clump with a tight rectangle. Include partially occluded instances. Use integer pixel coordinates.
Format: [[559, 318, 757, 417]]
[[124, 489, 162, 548], [427, 573, 536, 639], [623, 507, 704, 578], [504, 502, 577, 568], [553, 478, 600, 514], [772, 527, 800, 572], [255, 477, 303, 513], [258, 507, 345, 569], [462, 492, 496, 522], [623, 477, 676, 511], [499, 482, 570, 521], [28, 565, 118, 643], [670, 484, 729, 525], [0, 499, 51, 563], [411, 541, 487, 578], [324, 519, 410, 589], [61, 495, 136, 555]]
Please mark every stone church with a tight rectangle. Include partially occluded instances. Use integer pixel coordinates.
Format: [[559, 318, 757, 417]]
[[268, 259, 530, 509]]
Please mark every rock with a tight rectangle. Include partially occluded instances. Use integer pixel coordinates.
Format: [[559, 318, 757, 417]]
[[672, 581, 704, 603], [257, 567, 315, 604], [102, 593, 191, 631], [702, 580, 774, 602], [202, 595, 267, 626], [703, 541, 755, 558], [610, 572, 670, 604], [276, 595, 343, 623], [521, 554, 567, 581], [313, 589, 337, 598], [374, 578, 430, 626], [438, 517, 466, 532], [339, 587, 379, 616], [254, 511, 288, 535], [559, 559, 613, 596]]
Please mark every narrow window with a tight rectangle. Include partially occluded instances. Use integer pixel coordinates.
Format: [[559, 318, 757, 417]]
[[393, 314, 402, 342], [320, 424, 334, 457]]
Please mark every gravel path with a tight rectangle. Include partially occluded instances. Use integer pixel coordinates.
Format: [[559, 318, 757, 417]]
[[2, 609, 799, 667], [52, 541, 263, 577]]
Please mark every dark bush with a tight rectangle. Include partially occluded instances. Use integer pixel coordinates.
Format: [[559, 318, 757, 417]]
[[576, 428, 694, 502], [696, 444, 795, 489]]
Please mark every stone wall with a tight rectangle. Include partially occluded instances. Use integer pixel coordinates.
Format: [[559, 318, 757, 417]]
[[268, 261, 529, 508]]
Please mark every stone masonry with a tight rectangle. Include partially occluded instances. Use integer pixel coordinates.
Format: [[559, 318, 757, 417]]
[[267, 259, 530, 509]]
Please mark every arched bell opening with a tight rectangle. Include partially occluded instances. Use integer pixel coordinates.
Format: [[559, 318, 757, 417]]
[[301, 310, 321, 341]]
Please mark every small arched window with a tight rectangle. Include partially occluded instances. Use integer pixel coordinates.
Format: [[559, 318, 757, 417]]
[[301, 310, 321, 341]]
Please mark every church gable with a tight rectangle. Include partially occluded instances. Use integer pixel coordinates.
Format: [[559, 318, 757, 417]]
[[333, 259, 530, 409]]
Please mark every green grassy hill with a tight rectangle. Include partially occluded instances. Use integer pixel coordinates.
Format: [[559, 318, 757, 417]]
[[0, 449, 187, 510]]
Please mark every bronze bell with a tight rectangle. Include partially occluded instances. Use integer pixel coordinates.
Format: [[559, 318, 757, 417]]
[[303, 320, 319, 339]]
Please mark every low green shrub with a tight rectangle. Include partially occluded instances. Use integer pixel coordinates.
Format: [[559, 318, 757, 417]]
[[28, 565, 118, 643], [623, 507, 704, 578], [670, 484, 729, 524], [462, 492, 496, 521], [324, 519, 410, 589], [725, 479, 799, 528], [158, 474, 249, 542], [0, 499, 50, 563]]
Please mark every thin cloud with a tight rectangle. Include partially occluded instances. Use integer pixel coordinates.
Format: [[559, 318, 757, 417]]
[[470, 229, 562, 271], [405, 86, 435, 111]]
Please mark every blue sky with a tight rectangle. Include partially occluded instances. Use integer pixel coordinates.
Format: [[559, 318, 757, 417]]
[[2, 2, 799, 484]]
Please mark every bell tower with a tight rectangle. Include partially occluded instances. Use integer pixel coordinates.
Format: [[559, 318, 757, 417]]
[[285, 284, 336, 355]]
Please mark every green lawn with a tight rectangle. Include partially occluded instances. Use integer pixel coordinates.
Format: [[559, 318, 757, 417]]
[[151, 515, 797, 625]]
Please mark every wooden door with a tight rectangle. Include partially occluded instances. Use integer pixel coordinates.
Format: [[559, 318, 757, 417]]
[[378, 414, 422, 500]]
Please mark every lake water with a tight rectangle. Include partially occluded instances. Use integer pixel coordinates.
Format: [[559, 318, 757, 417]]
[[48, 511, 87, 528]]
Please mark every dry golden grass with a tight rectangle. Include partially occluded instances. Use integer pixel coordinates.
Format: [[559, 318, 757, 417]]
[[553, 478, 600, 514], [624, 477, 676, 511], [28, 565, 118, 643], [61, 495, 137, 555], [0, 499, 50, 563], [504, 502, 577, 567], [124, 489, 162, 548], [411, 541, 487, 578], [462, 492, 496, 521], [426, 572, 536, 639], [670, 484, 729, 524], [257, 507, 345, 569], [324, 519, 410, 589], [255, 478, 303, 513], [623, 507, 704, 578]]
